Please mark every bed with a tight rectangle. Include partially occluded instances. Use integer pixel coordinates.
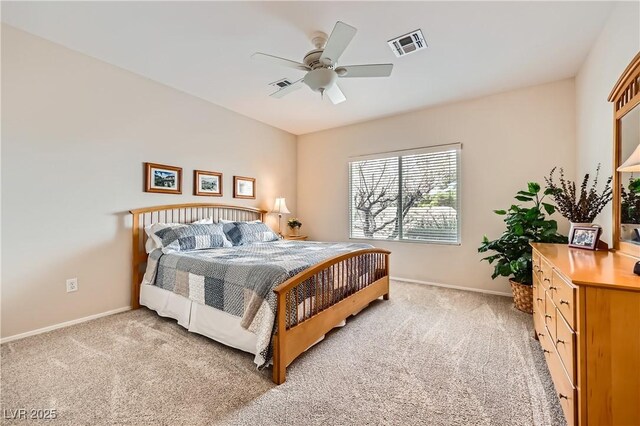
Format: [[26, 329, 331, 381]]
[[130, 203, 390, 384]]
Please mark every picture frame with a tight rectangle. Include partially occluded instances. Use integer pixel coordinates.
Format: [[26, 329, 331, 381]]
[[194, 170, 223, 197], [568, 226, 602, 250], [145, 162, 182, 194], [233, 176, 256, 199]]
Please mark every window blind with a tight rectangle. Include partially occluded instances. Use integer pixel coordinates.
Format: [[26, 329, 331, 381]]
[[349, 144, 461, 244]]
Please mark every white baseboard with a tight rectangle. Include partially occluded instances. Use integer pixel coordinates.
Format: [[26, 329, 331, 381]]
[[1, 280, 509, 343], [0, 306, 132, 344], [390, 276, 512, 297]]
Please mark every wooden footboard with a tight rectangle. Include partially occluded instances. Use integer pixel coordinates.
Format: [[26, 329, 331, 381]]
[[272, 248, 390, 384]]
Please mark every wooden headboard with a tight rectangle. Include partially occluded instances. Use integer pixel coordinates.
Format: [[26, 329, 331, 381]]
[[129, 203, 267, 308]]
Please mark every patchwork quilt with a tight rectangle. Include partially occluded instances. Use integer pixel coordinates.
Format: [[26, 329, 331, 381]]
[[142, 240, 373, 367]]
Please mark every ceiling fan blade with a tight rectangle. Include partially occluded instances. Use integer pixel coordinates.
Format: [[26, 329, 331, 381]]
[[252, 53, 310, 71], [270, 79, 304, 98], [337, 64, 394, 78], [325, 83, 346, 105], [319, 21, 357, 65]]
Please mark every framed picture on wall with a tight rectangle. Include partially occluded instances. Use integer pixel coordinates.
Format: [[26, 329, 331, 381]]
[[233, 176, 256, 199], [194, 170, 223, 197], [145, 162, 182, 194]]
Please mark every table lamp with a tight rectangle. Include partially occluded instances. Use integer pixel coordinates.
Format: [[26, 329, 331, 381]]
[[271, 197, 290, 236]]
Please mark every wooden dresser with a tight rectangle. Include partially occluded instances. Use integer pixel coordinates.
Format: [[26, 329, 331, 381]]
[[531, 243, 640, 426]]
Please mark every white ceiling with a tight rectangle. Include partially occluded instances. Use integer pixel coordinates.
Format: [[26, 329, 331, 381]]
[[2, 1, 615, 135]]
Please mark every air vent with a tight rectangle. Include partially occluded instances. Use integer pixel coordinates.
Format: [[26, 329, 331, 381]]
[[388, 30, 427, 57], [269, 78, 293, 88]]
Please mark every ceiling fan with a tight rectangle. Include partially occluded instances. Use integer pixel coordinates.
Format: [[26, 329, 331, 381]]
[[252, 21, 394, 104]]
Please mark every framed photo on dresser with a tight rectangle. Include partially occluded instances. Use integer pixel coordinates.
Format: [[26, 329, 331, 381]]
[[568, 226, 601, 250], [194, 170, 222, 196], [145, 162, 182, 194]]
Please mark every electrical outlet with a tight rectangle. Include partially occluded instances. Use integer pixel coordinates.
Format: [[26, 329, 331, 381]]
[[66, 278, 78, 293]]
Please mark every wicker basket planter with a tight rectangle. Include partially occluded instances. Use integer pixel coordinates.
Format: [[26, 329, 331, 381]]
[[510, 279, 533, 314]]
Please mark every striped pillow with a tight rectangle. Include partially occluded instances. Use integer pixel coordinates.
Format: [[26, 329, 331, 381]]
[[154, 223, 232, 253], [222, 221, 280, 246]]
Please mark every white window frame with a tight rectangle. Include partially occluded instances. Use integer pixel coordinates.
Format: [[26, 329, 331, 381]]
[[348, 143, 462, 245]]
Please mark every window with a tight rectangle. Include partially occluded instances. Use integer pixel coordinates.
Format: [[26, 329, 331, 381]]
[[349, 144, 460, 244]]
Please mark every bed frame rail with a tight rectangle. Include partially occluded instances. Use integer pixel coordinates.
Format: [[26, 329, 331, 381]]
[[272, 248, 390, 384]]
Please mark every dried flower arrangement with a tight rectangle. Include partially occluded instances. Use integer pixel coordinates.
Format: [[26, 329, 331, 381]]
[[544, 165, 613, 223]]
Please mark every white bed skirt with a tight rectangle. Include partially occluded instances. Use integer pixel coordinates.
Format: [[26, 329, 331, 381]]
[[140, 284, 358, 364], [140, 284, 257, 355]]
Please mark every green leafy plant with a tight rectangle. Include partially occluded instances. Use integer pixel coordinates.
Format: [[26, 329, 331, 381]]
[[287, 218, 302, 229], [621, 177, 640, 224], [544, 165, 612, 223], [478, 182, 567, 285]]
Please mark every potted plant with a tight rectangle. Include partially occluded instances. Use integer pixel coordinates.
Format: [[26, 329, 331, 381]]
[[544, 165, 613, 236], [287, 218, 302, 236], [621, 177, 640, 242], [478, 182, 567, 313]]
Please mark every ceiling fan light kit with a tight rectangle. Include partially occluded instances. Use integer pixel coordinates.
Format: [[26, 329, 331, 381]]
[[303, 68, 337, 93], [252, 21, 394, 105]]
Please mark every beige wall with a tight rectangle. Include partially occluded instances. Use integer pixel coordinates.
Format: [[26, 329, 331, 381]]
[[298, 80, 576, 295], [1, 26, 297, 338], [576, 2, 640, 244]]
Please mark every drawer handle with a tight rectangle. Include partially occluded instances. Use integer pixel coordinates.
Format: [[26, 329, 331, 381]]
[[543, 349, 550, 354], [545, 314, 552, 319], [557, 339, 565, 345], [558, 393, 569, 400], [549, 286, 557, 290], [537, 332, 545, 338], [536, 298, 543, 302], [560, 300, 569, 305], [543, 278, 551, 283]]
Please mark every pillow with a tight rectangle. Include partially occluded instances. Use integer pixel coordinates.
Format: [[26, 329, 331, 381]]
[[144, 217, 213, 253], [155, 223, 232, 253], [222, 221, 280, 246]]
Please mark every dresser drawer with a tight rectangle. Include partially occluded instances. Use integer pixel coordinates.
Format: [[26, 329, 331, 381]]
[[551, 270, 576, 329], [548, 344, 577, 426], [533, 250, 542, 277], [533, 276, 545, 313], [538, 319, 554, 359], [544, 290, 557, 343], [555, 311, 576, 385], [539, 258, 553, 290], [533, 306, 546, 339]]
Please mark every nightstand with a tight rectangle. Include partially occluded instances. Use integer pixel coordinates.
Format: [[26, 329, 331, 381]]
[[284, 235, 308, 241]]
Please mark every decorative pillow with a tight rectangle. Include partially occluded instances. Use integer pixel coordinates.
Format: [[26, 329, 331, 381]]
[[144, 217, 212, 253], [154, 223, 232, 253], [222, 221, 280, 246]]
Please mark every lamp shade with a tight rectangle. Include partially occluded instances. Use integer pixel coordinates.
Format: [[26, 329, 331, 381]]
[[618, 144, 640, 172], [271, 198, 291, 214]]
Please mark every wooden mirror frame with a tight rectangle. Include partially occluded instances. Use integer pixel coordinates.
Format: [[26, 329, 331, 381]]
[[608, 51, 640, 258]]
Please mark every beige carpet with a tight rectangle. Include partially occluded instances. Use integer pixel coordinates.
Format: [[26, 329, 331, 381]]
[[1, 281, 564, 426]]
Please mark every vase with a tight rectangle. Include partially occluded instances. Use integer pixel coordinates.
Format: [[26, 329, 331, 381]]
[[290, 227, 300, 237]]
